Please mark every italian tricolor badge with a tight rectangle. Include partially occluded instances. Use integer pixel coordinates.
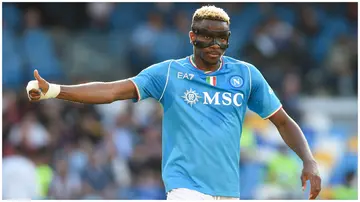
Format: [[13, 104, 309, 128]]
[[206, 76, 217, 86]]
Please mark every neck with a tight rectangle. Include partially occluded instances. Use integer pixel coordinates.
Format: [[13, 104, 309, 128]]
[[192, 54, 221, 72]]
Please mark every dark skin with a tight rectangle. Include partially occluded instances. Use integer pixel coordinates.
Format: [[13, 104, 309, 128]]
[[28, 18, 321, 199], [269, 109, 322, 199], [190, 20, 229, 71]]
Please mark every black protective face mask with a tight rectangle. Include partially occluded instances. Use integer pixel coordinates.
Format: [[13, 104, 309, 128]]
[[192, 27, 231, 50]]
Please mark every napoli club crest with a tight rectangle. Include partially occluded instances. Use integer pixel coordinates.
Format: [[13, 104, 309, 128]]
[[229, 76, 243, 88]]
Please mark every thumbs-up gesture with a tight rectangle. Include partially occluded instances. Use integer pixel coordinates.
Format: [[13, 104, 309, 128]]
[[26, 70, 60, 101]]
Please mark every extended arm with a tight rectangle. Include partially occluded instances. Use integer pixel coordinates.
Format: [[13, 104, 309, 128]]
[[27, 70, 138, 104], [57, 80, 138, 104]]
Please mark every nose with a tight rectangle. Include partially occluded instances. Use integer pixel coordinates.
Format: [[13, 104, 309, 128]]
[[210, 40, 221, 49], [209, 43, 223, 54], [210, 44, 221, 49]]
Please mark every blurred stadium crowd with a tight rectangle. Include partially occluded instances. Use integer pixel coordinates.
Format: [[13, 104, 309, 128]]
[[2, 2, 358, 200]]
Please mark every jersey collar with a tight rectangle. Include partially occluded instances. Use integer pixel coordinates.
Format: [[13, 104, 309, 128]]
[[188, 55, 224, 75]]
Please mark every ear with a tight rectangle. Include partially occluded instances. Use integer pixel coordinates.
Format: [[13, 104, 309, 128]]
[[189, 31, 196, 43]]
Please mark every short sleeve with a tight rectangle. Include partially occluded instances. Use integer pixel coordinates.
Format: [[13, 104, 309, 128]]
[[129, 60, 172, 102], [247, 64, 282, 119]]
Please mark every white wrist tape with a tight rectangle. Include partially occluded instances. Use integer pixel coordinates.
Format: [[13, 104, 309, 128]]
[[26, 80, 61, 100]]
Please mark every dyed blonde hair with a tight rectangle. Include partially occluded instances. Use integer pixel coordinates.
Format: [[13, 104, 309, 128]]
[[192, 5, 230, 25]]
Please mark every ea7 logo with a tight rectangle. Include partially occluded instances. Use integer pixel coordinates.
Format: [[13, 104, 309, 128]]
[[177, 72, 194, 80], [203, 92, 244, 107]]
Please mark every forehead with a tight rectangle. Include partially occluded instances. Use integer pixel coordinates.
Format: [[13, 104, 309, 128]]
[[194, 19, 229, 31]]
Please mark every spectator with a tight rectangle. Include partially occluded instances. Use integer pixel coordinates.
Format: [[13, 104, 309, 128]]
[[81, 149, 116, 199], [3, 150, 39, 199], [49, 156, 82, 199], [23, 7, 63, 82]]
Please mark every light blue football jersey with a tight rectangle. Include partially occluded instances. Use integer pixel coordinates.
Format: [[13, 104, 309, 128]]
[[130, 55, 282, 197]]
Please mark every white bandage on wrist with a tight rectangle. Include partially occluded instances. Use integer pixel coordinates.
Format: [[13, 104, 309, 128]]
[[26, 80, 61, 100]]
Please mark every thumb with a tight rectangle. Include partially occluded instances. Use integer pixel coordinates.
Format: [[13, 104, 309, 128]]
[[34, 69, 44, 83], [301, 174, 307, 191]]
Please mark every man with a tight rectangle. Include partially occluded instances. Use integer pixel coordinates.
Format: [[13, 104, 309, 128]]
[[26, 5, 321, 200]]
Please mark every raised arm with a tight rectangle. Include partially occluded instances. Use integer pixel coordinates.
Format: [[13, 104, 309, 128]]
[[27, 70, 138, 104]]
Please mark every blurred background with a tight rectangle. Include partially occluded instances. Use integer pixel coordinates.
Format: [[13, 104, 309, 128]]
[[2, 2, 358, 200]]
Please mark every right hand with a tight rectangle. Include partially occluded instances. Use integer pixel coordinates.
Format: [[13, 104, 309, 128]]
[[27, 70, 49, 101]]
